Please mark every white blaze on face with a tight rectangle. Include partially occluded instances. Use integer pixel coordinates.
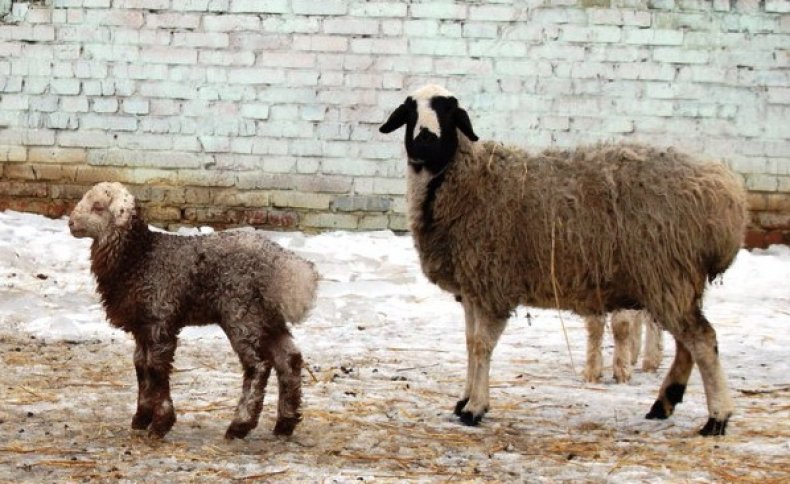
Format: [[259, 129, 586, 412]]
[[411, 84, 454, 140]]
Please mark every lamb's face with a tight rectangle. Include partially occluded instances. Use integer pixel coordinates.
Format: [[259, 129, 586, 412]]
[[379, 84, 478, 174], [68, 182, 135, 239]]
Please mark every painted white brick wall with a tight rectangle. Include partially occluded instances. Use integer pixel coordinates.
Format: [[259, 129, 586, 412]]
[[0, 0, 788, 231]]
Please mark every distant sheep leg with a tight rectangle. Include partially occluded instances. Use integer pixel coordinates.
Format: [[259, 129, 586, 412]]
[[683, 312, 734, 436], [611, 311, 635, 383], [270, 334, 303, 436], [583, 315, 605, 383], [646, 335, 694, 422], [136, 333, 177, 439], [458, 305, 507, 426], [642, 316, 664, 372], [629, 311, 643, 366], [454, 299, 479, 417]]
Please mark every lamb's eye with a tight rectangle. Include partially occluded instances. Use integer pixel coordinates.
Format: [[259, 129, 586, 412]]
[[92, 203, 104, 213]]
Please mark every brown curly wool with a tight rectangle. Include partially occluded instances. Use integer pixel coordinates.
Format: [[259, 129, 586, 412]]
[[69, 182, 318, 440]]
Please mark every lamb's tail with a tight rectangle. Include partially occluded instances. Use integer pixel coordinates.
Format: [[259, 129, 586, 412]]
[[273, 255, 319, 324]]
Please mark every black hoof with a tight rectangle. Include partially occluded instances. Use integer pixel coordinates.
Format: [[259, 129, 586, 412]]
[[454, 398, 469, 417], [699, 418, 728, 436], [131, 412, 153, 430], [645, 399, 669, 420], [459, 411, 483, 426], [224, 421, 255, 440], [273, 415, 301, 436]]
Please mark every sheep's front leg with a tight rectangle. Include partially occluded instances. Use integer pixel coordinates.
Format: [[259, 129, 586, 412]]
[[269, 333, 303, 436], [134, 332, 178, 439], [131, 341, 154, 430], [454, 298, 478, 417], [458, 305, 507, 426], [583, 315, 606, 383]]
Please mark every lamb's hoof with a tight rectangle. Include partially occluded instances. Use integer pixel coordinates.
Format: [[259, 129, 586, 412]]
[[645, 399, 670, 420], [699, 418, 728, 436], [147, 413, 176, 439], [613, 368, 632, 384], [459, 411, 484, 426], [453, 398, 469, 417], [224, 421, 254, 440], [131, 412, 152, 430], [273, 416, 301, 436]]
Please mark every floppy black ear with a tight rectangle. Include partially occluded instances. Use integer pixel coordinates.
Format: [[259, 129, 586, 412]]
[[379, 102, 410, 133], [453, 108, 478, 141]]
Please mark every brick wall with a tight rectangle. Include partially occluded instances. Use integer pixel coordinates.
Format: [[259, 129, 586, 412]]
[[0, 0, 788, 245]]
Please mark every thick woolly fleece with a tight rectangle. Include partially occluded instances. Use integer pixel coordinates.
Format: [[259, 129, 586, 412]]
[[410, 138, 747, 332]]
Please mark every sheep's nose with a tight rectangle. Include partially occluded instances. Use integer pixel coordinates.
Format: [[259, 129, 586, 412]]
[[415, 128, 437, 143], [68, 219, 74, 229]]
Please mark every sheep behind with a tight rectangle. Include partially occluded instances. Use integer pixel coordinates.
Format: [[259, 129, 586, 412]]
[[69, 182, 318, 439]]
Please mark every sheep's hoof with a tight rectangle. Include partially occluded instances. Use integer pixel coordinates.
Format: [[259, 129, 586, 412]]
[[273, 416, 301, 436], [583, 372, 602, 384], [645, 399, 670, 420], [224, 421, 254, 440], [131, 412, 153, 430], [148, 413, 176, 439], [459, 411, 483, 426], [699, 418, 728, 436], [453, 398, 469, 417]]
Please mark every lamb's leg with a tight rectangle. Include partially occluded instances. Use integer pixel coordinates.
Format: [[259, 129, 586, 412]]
[[269, 333, 303, 436], [642, 315, 664, 372], [131, 340, 154, 430], [611, 311, 634, 384], [646, 335, 693, 421], [458, 306, 507, 426], [225, 355, 273, 440], [144, 336, 178, 439], [682, 310, 734, 436], [455, 299, 478, 416], [583, 314, 605, 383]]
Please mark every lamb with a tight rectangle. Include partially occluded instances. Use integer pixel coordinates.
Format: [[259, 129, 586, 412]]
[[379, 84, 747, 436], [68, 182, 318, 439], [583, 311, 663, 384]]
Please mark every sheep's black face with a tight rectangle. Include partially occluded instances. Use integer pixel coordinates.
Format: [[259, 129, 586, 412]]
[[380, 86, 478, 175]]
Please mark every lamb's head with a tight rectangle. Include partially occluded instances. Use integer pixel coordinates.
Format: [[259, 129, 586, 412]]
[[379, 84, 478, 173], [68, 182, 135, 239]]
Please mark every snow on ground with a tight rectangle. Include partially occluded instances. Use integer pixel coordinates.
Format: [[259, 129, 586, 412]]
[[1, 209, 788, 482]]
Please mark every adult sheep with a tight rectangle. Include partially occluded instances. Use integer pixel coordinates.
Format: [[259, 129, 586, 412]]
[[68, 182, 318, 439], [379, 84, 746, 436]]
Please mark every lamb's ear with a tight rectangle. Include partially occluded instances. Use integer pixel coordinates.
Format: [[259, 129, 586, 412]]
[[453, 108, 478, 141], [107, 190, 134, 227], [379, 102, 410, 133]]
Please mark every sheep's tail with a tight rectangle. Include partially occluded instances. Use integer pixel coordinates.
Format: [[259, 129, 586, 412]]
[[273, 255, 319, 324]]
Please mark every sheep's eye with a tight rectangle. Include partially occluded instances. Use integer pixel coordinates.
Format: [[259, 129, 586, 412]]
[[92, 202, 104, 213]]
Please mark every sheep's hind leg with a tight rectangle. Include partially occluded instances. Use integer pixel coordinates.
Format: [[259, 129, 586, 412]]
[[583, 315, 605, 383], [683, 310, 733, 436], [459, 306, 507, 426], [269, 333, 303, 436], [225, 357, 273, 440], [642, 315, 663, 372], [454, 299, 479, 417], [646, 335, 693, 421]]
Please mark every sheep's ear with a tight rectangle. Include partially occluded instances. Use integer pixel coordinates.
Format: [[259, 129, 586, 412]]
[[379, 102, 410, 133], [108, 193, 134, 227], [454, 108, 478, 141]]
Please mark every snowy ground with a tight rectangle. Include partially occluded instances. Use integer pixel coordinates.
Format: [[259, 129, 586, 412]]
[[1, 209, 788, 482]]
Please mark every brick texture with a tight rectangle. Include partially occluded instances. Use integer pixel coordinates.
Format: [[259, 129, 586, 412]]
[[0, 1, 788, 243]]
